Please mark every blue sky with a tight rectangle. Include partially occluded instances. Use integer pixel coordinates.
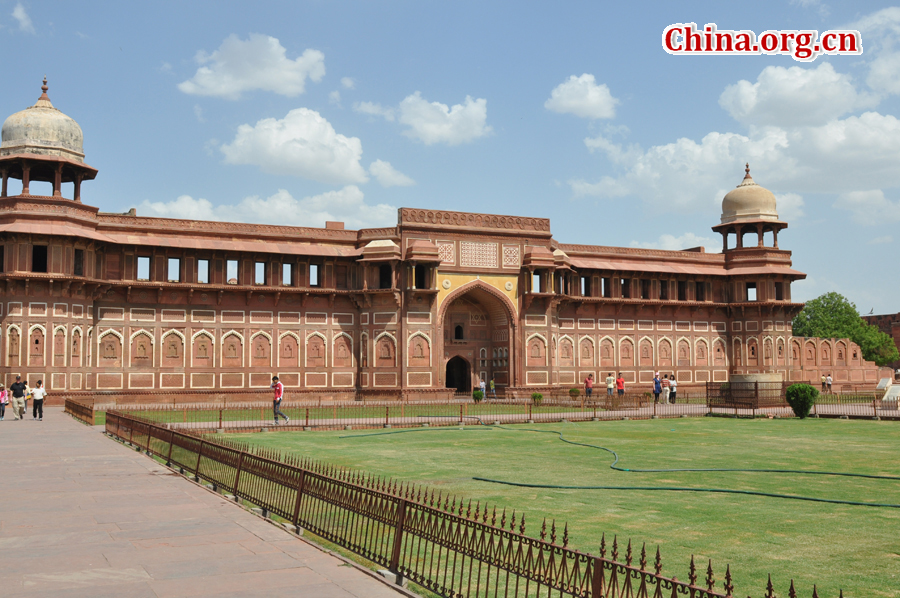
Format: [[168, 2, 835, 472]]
[[1, 1, 898, 313]]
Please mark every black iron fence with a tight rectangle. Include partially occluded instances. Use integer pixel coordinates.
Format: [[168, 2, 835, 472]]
[[105, 409, 834, 598]]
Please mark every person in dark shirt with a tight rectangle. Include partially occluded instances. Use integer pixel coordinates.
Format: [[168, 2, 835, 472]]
[[9, 376, 27, 421]]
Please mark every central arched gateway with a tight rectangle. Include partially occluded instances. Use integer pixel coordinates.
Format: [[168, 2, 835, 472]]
[[438, 280, 517, 390], [445, 356, 471, 393]]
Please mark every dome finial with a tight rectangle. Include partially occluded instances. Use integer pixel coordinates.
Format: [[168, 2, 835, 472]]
[[38, 76, 50, 102], [744, 162, 750, 178]]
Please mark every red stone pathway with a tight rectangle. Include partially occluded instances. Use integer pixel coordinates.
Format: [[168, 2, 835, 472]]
[[0, 408, 412, 597]]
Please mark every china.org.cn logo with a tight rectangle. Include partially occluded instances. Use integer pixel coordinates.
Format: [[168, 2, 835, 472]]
[[663, 23, 862, 62]]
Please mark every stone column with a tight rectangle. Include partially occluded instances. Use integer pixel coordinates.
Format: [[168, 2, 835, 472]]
[[53, 164, 63, 197], [21, 164, 30, 195], [74, 174, 83, 203]]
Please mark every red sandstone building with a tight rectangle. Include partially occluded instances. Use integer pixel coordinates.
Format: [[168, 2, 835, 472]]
[[0, 82, 888, 401]]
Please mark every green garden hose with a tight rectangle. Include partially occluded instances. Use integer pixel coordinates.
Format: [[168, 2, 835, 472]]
[[341, 418, 900, 508]]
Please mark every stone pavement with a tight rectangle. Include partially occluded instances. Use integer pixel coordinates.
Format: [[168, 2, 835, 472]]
[[0, 408, 412, 597]]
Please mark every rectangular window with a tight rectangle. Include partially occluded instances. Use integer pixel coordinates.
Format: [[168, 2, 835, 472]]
[[137, 256, 150, 281], [226, 260, 239, 284], [602, 277, 612, 298], [620, 278, 630, 299], [73, 249, 83, 276], [677, 280, 687, 301], [695, 281, 705, 302], [283, 263, 293, 286], [32, 245, 48, 273], [167, 258, 181, 282], [640, 279, 651, 300], [580, 276, 588, 296], [335, 265, 347, 289], [775, 281, 784, 301], [309, 263, 320, 287], [197, 259, 209, 284], [659, 280, 669, 300], [379, 264, 392, 289], [254, 261, 266, 285], [532, 272, 541, 293], [746, 282, 757, 301], [414, 265, 427, 289]]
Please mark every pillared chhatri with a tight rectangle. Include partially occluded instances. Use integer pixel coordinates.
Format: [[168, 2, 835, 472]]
[[0, 81, 888, 403]]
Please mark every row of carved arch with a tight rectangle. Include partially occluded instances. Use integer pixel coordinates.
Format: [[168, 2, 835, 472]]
[[525, 334, 728, 368], [5, 325, 434, 369]]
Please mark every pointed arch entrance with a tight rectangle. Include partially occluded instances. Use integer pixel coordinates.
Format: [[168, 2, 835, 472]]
[[438, 280, 517, 390], [446, 356, 471, 393]]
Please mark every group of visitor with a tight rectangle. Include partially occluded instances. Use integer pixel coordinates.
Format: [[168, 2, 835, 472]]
[[0, 375, 47, 421], [652, 373, 678, 404], [820, 374, 833, 393], [478, 377, 497, 399], [584, 373, 627, 396]]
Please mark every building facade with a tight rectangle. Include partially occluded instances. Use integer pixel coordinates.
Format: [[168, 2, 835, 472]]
[[0, 83, 888, 402]]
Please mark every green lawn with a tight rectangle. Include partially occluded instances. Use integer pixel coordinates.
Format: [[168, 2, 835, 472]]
[[226, 418, 900, 597]]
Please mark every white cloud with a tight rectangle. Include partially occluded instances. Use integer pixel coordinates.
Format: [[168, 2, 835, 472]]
[[833, 189, 900, 225], [630, 232, 717, 252], [775, 192, 805, 222], [369, 160, 415, 187], [354, 101, 395, 121], [868, 235, 893, 245], [178, 34, 325, 100], [719, 63, 875, 127], [138, 187, 396, 230], [544, 74, 618, 120], [193, 105, 205, 123], [12, 2, 34, 33], [220, 108, 368, 185], [398, 92, 491, 145], [848, 8, 900, 96], [329, 90, 341, 105], [341, 77, 355, 90]]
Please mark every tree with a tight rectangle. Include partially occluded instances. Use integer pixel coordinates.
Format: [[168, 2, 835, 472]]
[[792, 292, 899, 366]]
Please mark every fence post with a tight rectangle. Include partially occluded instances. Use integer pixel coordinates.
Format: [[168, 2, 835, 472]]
[[195, 439, 204, 482], [291, 470, 307, 525], [459, 404, 464, 425], [219, 409, 223, 430], [591, 556, 603, 597], [873, 399, 878, 419], [389, 498, 408, 575], [233, 451, 246, 497], [165, 430, 175, 466], [385, 405, 389, 426], [306, 407, 309, 427]]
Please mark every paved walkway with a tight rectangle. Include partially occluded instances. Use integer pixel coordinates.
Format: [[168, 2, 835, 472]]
[[0, 408, 410, 597]]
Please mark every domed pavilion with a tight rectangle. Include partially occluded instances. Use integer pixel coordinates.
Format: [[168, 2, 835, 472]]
[[0, 78, 97, 201], [712, 164, 787, 251]]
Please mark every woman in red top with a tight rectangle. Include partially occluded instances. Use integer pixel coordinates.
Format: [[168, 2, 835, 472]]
[[615, 373, 625, 395]]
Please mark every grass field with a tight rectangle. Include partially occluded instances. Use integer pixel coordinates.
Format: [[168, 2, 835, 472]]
[[225, 417, 900, 597]]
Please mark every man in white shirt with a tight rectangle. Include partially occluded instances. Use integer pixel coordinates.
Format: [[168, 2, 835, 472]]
[[31, 380, 47, 421], [668, 377, 678, 404]]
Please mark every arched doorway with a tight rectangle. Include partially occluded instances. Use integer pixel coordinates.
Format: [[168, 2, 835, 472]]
[[446, 356, 471, 392], [439, 281, 516, 389]]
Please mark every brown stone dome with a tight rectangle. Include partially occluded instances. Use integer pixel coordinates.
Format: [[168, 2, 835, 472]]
[[720, 164, 778, 224]]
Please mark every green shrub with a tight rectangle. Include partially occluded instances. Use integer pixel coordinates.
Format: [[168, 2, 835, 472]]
[[472, 390, 484, 403], [786, 383, 818, 419], [569, 388, 581, 398], [531, 392, 543, 405]]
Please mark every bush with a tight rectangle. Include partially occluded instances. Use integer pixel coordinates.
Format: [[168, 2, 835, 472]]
[[472, 390, 484, 403], [531, 392, 543, 405], [569, 388, 581, 398], [786, 384, 818, 419]]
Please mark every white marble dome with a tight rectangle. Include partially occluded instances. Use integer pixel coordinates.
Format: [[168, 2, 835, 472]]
[[1, 79, 84, 163], [720, 165, 779, 224]]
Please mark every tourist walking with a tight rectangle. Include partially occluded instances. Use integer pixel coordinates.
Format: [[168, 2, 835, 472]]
[[661, 375, 670, 403], [669, 376, 678, 403], [480, 378, 486, 397], [489, 378, 496, 399], [0, 384, 6, 420], [826, 374, 833, 393], [616, 373, 625, 396], [584, 374, 593, 397], [271, 376, 290, 425], [652, 373, 661, 403], [31, 380, 46, 421], [9, 376, 26, 421], [821, 374, 826, 392], [605, 372, 616, 396]]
